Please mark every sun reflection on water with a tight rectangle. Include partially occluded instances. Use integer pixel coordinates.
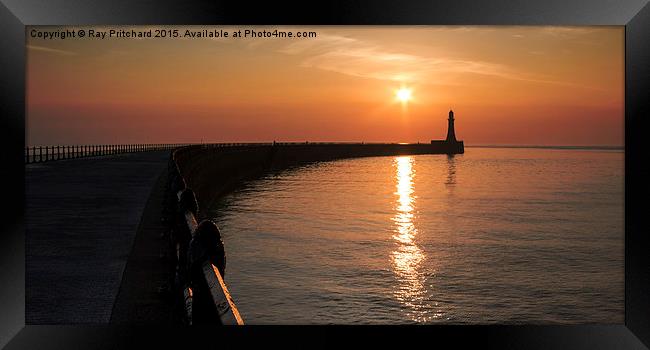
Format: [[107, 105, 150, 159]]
[[391, 156, 440, 322]]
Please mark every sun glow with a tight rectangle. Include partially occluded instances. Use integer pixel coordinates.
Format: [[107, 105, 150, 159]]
[[396, 87, 413, 103]]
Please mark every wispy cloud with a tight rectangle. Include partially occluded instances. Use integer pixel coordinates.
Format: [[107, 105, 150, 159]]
[[27, 45, 76, 56], [277, 34, 548, 86], [539, 27, 597, 37]]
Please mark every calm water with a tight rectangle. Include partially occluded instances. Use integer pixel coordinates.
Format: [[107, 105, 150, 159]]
[[209, 147, 624, 324]]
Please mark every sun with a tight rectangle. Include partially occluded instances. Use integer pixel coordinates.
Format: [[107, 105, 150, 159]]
[[396, 87, 413, 103]]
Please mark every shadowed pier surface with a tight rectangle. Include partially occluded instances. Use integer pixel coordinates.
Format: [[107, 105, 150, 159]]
[[26, 151, 170, 324]]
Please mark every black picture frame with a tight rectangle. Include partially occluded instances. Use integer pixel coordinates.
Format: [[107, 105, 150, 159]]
[[1, 0, 648, 348]]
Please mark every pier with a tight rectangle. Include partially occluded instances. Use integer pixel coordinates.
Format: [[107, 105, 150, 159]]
[[26, 141, 463, 324], [26, 150, 171, 323]]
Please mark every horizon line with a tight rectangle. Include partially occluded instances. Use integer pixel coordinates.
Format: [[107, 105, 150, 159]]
[[25, 141, 624, 151]]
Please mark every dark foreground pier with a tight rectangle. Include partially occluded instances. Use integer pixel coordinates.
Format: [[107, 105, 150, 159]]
[[26, 141, 462, 324], [26, 151, 171, 323]]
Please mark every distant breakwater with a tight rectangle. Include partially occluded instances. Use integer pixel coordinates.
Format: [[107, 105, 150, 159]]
[[174, 142, 463, 214]]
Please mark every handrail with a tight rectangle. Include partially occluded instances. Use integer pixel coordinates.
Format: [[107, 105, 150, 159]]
[[165, 146, 244, 325], [24, 143, 195, 164], [25, 141, 427, 164]]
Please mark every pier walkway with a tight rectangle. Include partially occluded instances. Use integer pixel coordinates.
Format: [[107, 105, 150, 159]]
[[26, 151, 170, 324]]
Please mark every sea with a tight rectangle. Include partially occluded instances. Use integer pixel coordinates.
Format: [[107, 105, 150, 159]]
[[208, 147, 624, 324]]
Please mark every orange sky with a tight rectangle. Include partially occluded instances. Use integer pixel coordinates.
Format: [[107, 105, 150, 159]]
[[26, 26, 624, 146]]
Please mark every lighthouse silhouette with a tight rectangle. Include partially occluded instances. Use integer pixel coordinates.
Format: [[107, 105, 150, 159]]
[[446, 109, 457, 142], [431, 109, 464, 154]]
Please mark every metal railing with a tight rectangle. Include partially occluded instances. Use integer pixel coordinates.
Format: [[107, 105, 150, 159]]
[[25, 141, 430, 164], [24, 143, 194, 164], [164, 147, 244, 325]]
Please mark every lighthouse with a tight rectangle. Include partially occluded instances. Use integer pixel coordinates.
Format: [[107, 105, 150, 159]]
[[431, 109, 464, 154], [446, 109, 457, 142]]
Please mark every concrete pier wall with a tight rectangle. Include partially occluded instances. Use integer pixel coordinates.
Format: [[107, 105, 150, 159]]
[[174, 143, 462, 214]]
